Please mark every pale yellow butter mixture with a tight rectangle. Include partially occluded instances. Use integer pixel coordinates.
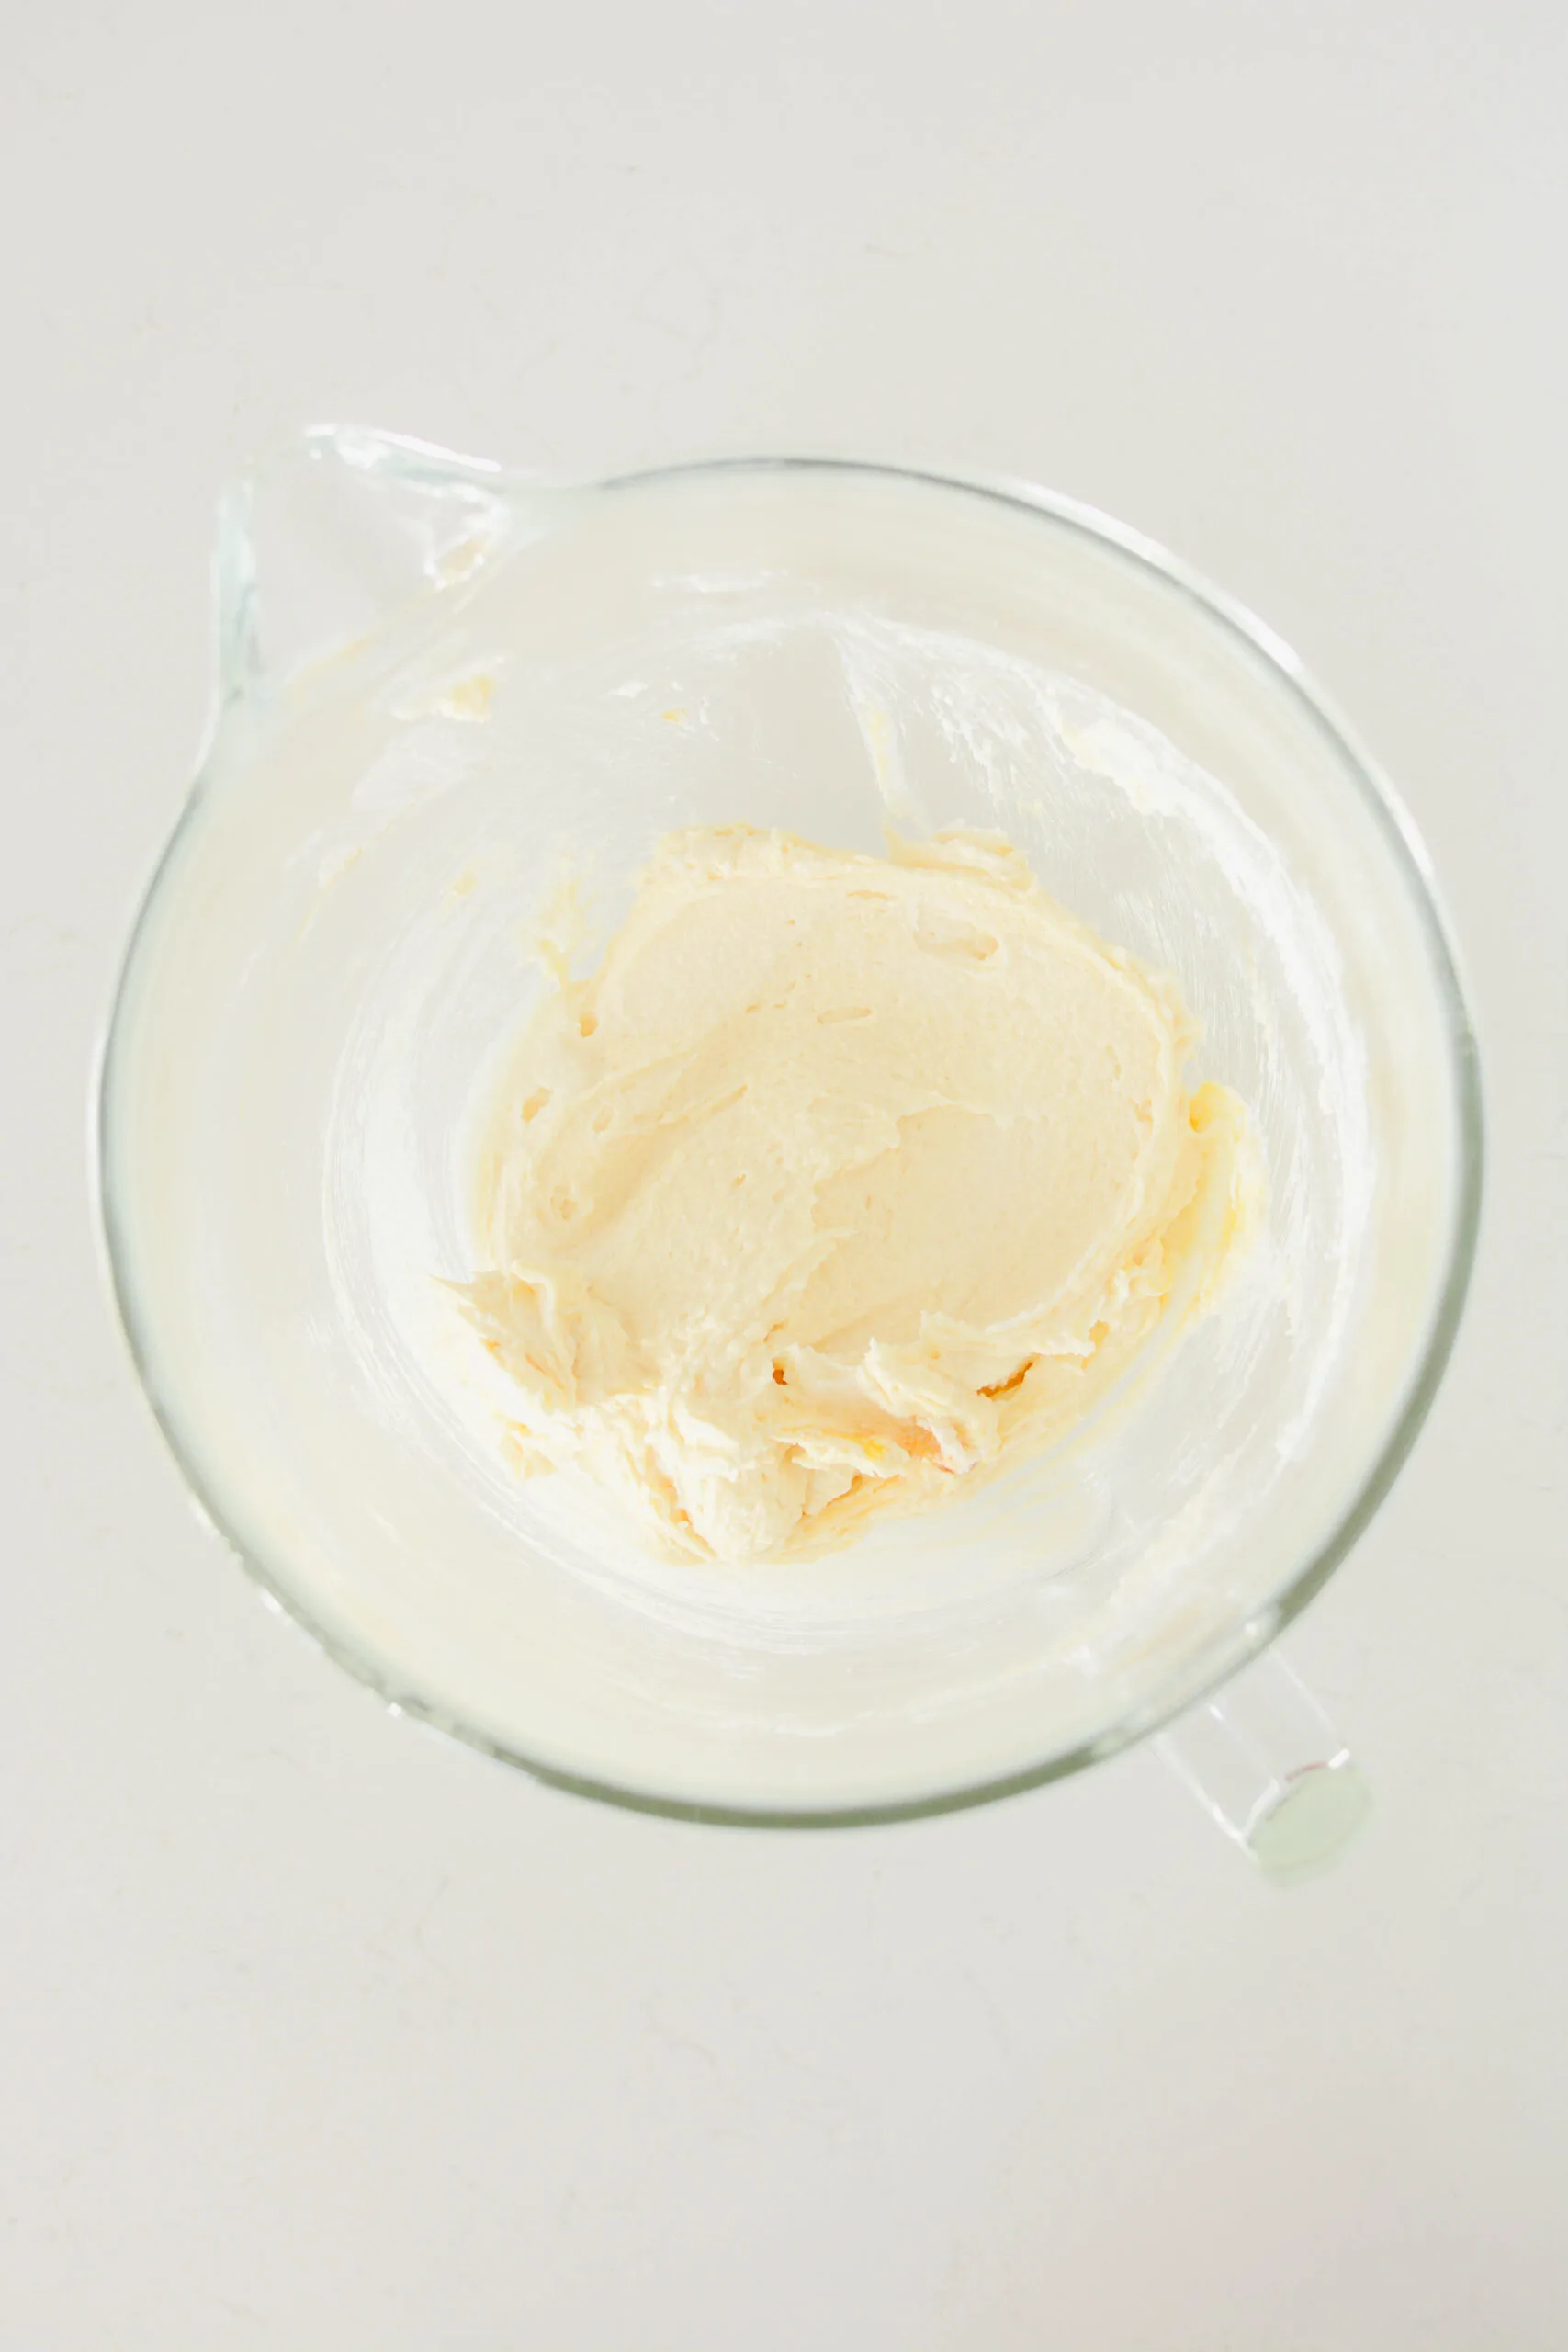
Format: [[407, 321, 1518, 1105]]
[[459, 825, 1256, 1562]]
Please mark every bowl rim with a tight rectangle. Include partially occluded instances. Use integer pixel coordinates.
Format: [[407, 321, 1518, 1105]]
[[95, 440, 1485, 1828]]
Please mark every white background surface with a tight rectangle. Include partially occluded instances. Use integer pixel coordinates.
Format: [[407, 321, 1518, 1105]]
[[4, 4, 1564, 2345]]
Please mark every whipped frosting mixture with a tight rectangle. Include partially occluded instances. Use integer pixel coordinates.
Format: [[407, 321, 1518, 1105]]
[[458, 825, 1256, 1562]]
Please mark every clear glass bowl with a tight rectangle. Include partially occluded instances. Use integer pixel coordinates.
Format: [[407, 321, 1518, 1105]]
[[96, 430, 1481, 1824]]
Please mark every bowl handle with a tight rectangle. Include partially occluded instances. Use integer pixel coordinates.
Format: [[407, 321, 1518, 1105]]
[[1156, 1647, 1371, 1883], [210, 424, 553, 713]]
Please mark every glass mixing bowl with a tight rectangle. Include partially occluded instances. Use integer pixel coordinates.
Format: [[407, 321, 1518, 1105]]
[[97, 429, 1481, 1839]]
